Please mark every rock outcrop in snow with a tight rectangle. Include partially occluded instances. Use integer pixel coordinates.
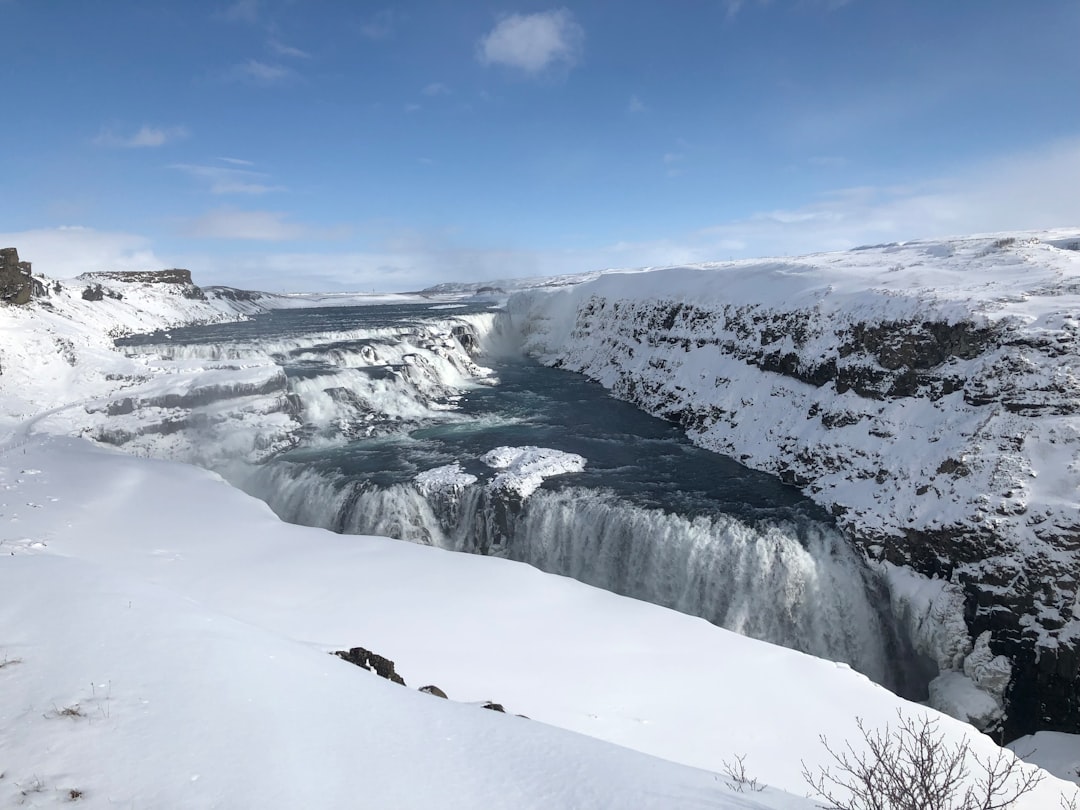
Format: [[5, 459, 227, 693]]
[[506, 230, 1080, 739], [0, 247, 35, 305]]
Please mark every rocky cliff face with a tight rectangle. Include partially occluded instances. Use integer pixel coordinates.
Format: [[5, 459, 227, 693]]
[[508, 233, 1080, 740], [79, 269, 207, 300], [0, 247, 35, 305]]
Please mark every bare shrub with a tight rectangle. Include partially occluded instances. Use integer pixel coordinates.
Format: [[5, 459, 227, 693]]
[[802, 711, 1043, 810], [722, 753, 764, 793]]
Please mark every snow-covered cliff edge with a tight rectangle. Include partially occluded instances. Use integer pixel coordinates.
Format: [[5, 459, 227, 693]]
[[507, 230, 1080, 739]]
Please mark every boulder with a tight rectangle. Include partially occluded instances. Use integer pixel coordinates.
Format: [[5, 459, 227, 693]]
[[332, 646, 406, 686]]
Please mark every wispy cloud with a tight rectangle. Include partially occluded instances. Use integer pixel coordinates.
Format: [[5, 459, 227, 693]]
[[477, 9, 584, 74], [0, 226, 164, 277], [693, 137, 1080, 256], [628, 95, 646, 113], [360, 9, 397, 40], [94, 125, 189, 149], [170, 163, 284, 195], [218, 0, 259, 24], [184, 209, 347, 241], [224, 59, 293, 84], [422, 82, 450, 96], [268, 39, 310, 59], [218, 157, 254, 167], [724, 0, 853, 20]]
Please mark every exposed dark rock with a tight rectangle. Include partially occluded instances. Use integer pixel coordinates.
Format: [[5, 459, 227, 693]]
[[203, 285, 265, 302], [0, 247, 35, 305], [79, 269, 207, 299], [419, 685, 448, 698], [332, 646, 406, 686], [480, 702, 506, 713], [84, 268, 194, 285], [81, 283, 123, 302]]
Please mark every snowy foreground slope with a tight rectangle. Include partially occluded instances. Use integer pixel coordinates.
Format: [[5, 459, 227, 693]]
[[2, 437, 1076, 809], [506, 230, 1080, 740], [1, 251, 1078, 807]]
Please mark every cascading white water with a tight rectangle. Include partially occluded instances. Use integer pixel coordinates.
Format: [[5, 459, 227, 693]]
[[240, 461, 922, 694]]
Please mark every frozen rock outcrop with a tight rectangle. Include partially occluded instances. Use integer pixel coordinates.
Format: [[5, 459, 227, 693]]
[[0, 247, 35, 305]]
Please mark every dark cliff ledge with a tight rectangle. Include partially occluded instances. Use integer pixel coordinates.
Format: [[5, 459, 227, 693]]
[[1, 247, 35, 305], [78, 269, 207, 300], [81, 268, 194, 285]]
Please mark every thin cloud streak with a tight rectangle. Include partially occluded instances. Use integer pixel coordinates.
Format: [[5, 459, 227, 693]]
[[94, 125, 189, 148], [170, 164, 285, 195], [268, 39, 311, 59], [224, 60, 293, 84]]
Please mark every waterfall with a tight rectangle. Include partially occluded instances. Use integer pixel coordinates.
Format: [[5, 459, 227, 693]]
[[119, 303, 935, 701], [239, 462, 929, 696]]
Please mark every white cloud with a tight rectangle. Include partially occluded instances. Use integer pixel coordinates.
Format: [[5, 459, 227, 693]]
[[183, 209, 347, 242], [13, 140, 1077, 292], [422, 82, 450, 96], [628, 95, 646, 113], [691, 137, 1080, 257], [0, 227, 165, 278], [225, 60, 292, 84], [170, 164, 284, 195], [268, 39, 311, 59], [477, 9, 584, 74], [94, 125, 189, 149], [218, 156, 254, 167]]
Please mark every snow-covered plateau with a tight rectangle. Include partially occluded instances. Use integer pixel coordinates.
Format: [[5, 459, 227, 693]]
[[1, 246, 1079, 808]]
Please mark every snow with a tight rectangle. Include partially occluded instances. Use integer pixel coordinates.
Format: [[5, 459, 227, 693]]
[[2, 436, 1075, 808], [3, 241, 1080, 807], [414, 462, 479, 493], [1009, 731, 1080, 786], [480, 445, 587, 499]]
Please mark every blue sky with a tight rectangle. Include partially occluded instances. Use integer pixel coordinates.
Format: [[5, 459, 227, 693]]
[[2, 1, 1079, 291]]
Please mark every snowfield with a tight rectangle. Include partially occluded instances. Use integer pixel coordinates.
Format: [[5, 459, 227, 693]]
[[1, 249, 1079, 807]]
